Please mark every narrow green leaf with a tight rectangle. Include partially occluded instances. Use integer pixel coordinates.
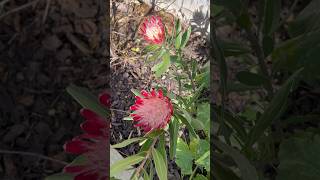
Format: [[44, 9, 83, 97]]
[[66, 84, 109, 118], [194, 174, 208, 180], [140, 139, 153, 152], [176, 138, 194, 175], [131, 89, 142, 97], [110, 152, 146, 176], [69, 155, 87, 166], [197, 103, 210, 135], [148, 48, 166, 62], [195, 150, 210, 171], [175, 105, 204, 131], [174, 113, 197, 138], [112, 137, 146, 148], [213, 140, 259, 180], [246, 68, 303, 147], [236, 71, 268, 86], [152, 148, 168, 180], [180, 26, 191, 48], [175, 32, 182, 49], [123, 116, 133, 121], [144, 44, 160, 52], [263, 0, 281, 35], [169, 118, 179, 160], [213, 161, 241, 180], [45, 173, 73, 180], [159, 133, 167, 167], [151, 52, 171, 77]]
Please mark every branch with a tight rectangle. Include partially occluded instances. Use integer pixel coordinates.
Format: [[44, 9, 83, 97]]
[[134, 138, 158, 177], [0, 149, 68, 166]]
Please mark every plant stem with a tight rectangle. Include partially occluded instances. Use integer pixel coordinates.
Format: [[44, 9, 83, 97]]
[[246, 28, 274, 98], [134, 138, 158, 177], [0, 149, 68, 165], [189, 165, 199, 180]]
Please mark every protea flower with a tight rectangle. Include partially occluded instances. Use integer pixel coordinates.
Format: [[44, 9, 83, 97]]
[[63, 91, 110, 180], [139, 16, 165, 44], [130, 88, 173, 132]]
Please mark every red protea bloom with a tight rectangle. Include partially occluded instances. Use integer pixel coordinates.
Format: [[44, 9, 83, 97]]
[[139, 16, 165, 44], [130, 88, 173, 132], [63, 91, 110, 180]]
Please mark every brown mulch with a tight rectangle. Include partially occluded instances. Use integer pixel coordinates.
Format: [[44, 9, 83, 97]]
[[0, 0, 108, 179]]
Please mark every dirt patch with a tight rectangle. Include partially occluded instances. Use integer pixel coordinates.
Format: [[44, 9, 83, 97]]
[[0, 0, 108, 179]]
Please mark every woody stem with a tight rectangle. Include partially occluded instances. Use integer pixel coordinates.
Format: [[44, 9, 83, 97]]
[[135, 137, 158, 177]]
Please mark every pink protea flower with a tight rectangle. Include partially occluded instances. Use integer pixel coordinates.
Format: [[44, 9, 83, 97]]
[[63, 91, 110, 180], [139, 16, 165, 44], [130, 88, 173, 132]]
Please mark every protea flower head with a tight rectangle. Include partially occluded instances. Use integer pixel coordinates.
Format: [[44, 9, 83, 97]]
[[139, 15, 165, 44], [63, 91, 110, 180], [130, 88, 173, 132]]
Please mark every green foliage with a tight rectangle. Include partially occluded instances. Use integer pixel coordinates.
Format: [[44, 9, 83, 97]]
[[176, 138, 194, 175], [277, 135, 320, 180], [66, 84, 109, 118], [213, 0, 319, 179]]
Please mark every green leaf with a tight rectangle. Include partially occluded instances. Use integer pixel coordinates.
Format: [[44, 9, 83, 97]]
[[195, 150, 210, 171], [213, 140, 259, 180], [174, 113, 198, 138], [197, 103, 210, 135], [169, 118, 179, 160], [69, 155, 87, 166], [110, 152, 146, 176], [262, 35, 274, 56], [176, 138, 194, 175], [262, 0, 281, 35], [144, 44, 160, 52], [123, 116, 133, 121], [175, 105, 204, 131], [148, 48, 166, 62], [289, 0, 320, 37], [159, 133, 167, 167], [194, 174, 208, 180], [140, 139, 153, 152], [175, 18, 182, 35], [112, 137, 146, 148], [66, 84, 109, 118], [190, 138, 210, 160], [213, 161, 241, 180], [212, 107, 248, 143], [180, 26, 191, 48], [131, 89, 142, 97], [45, 173, 73, 180], [219, 40, 251, 57], [277, 135, 320, 180], [151, 51, 171, 77], [152, 148, 168, 180], [236, 71, 268, 86], [175, 32, 182, 49], [246, 68, 303, 147]]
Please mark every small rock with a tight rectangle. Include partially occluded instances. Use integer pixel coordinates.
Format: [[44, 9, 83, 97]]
[[48, 109, 56, 116], [123, 72, 129, 78], [42, 35, 62, 51], [17, 95, 34, 107]]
